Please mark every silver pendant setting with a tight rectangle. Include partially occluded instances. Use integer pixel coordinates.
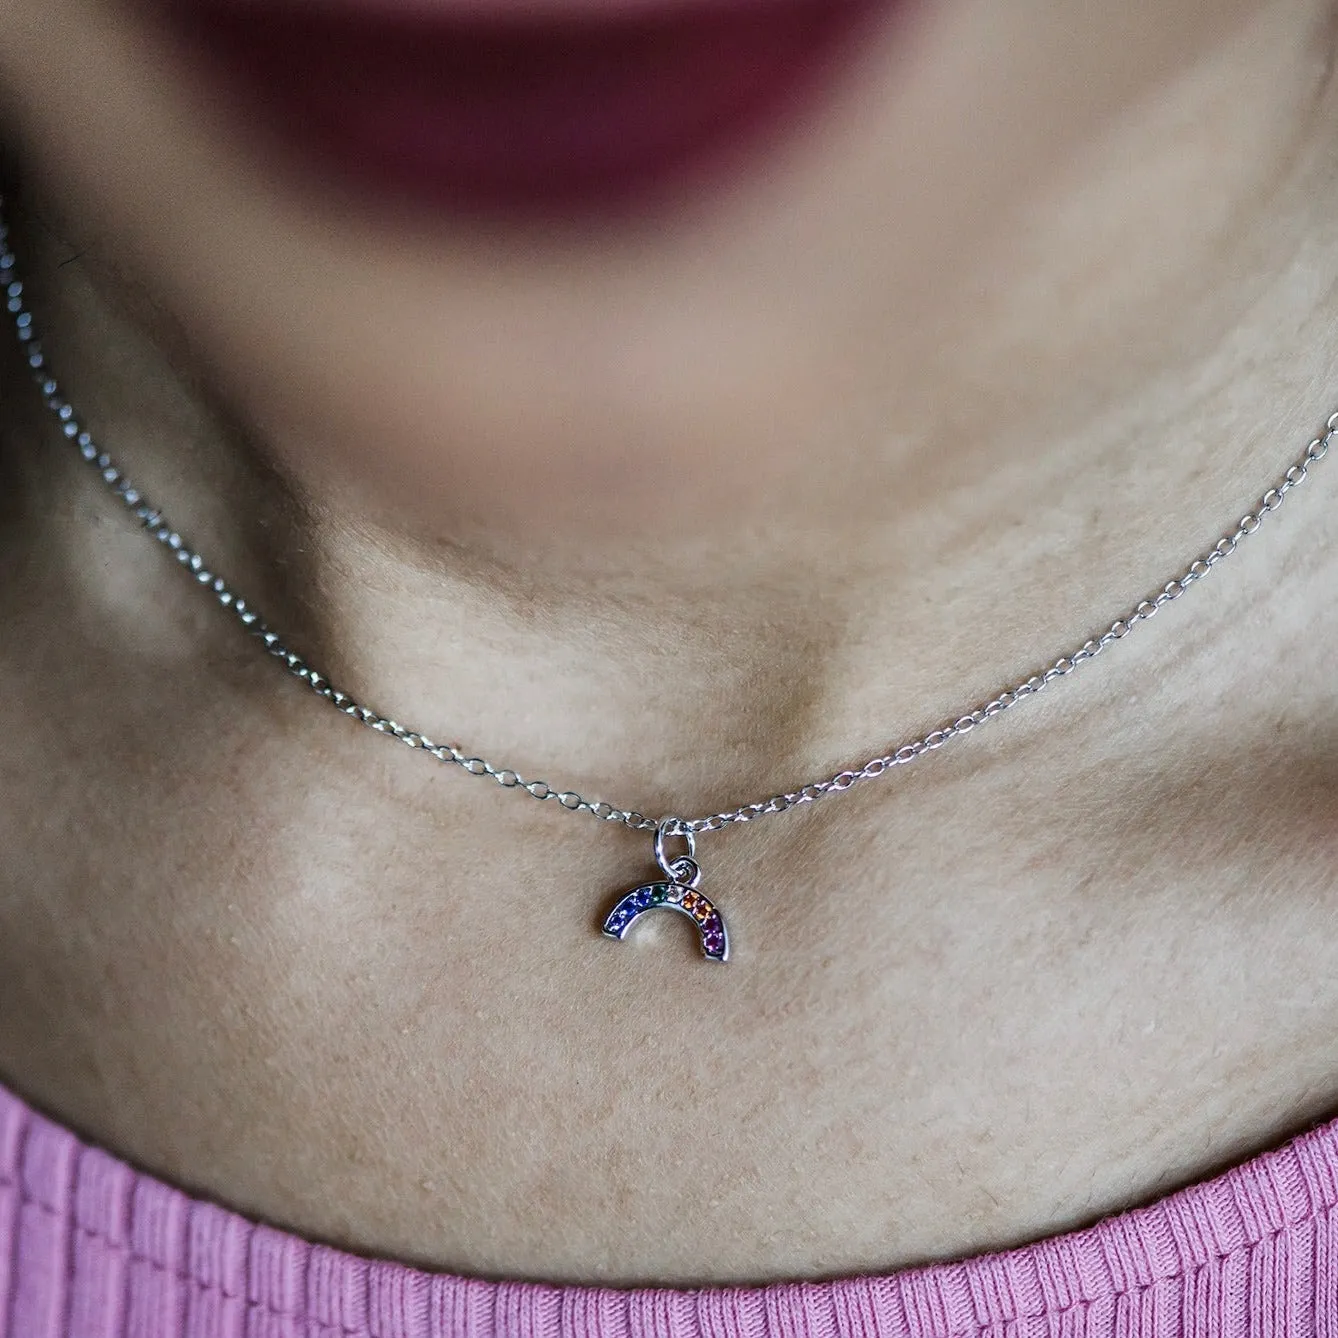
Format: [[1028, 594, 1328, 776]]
[[602, 822, 729, 962]]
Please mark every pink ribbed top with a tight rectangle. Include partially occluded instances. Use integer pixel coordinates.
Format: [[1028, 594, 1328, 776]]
[[2, 1080, 1336, 1338]]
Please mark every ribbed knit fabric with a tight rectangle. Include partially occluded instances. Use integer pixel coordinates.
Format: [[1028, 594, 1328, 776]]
[[2, 1081, 1336, 1338]]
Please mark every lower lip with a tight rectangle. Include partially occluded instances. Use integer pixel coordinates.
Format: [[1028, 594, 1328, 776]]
[[155, 0, 896, 217]]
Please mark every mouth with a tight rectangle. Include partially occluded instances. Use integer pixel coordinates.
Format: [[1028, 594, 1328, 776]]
[[152, 0, 903, 217]]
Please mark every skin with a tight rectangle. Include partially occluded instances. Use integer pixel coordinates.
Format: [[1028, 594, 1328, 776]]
[[1, 0, 1337, 1288]]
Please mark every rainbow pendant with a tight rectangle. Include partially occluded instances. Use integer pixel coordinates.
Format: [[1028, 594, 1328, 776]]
[[601, 822, 729, 962]]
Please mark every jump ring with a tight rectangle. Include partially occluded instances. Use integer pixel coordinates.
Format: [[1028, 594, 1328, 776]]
[[655, 818, 696, 878]]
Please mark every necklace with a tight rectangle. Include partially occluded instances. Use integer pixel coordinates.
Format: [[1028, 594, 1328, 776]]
[[2, 198, 1332, 964]]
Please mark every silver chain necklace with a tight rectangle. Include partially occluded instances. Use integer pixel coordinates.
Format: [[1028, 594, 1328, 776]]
[[2, 196, 1333, 963]]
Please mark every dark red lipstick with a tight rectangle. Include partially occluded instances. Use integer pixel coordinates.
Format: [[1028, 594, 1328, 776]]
[[156, 0, 895, 216]]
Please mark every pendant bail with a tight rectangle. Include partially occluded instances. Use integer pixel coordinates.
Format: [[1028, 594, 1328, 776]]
[[655, 818, 700, 887]]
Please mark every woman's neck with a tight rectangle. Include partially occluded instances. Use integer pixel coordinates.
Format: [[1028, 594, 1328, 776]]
[[4, 1, 1338, 818]]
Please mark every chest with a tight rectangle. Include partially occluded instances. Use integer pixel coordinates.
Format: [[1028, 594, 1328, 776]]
[[2, 696, 1337, 1287]]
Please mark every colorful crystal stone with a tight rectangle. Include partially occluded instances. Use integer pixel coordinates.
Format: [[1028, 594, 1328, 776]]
[[604, 882, 728, 961]]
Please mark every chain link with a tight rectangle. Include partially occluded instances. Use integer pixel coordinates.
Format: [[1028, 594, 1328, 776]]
[[1, 196, 1331, 842]]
